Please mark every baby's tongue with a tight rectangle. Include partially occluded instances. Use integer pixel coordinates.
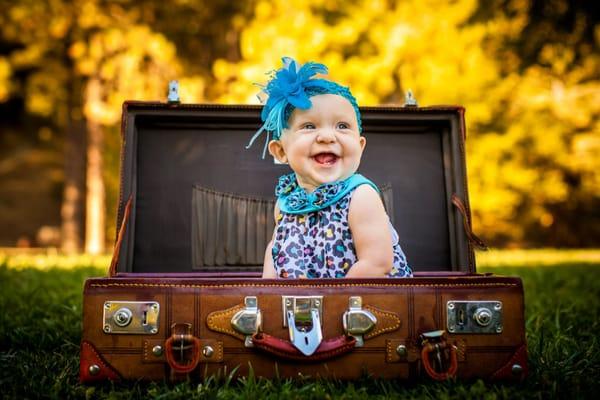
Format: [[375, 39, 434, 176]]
[[314, 153, 337, 164]]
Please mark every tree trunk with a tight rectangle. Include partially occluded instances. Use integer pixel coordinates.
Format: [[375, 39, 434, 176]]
[[84, 77, 105, 254], [61, 75, 86, 254]]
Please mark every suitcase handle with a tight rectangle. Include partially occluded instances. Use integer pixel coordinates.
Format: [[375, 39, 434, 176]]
[[251, 333, 356, 362]]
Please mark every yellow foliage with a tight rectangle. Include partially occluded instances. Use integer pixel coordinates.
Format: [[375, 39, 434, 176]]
[[0, 57, 11, 102], [211, 0, 600, 246]]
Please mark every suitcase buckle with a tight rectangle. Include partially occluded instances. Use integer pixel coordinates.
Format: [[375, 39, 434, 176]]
[[420, 330, 458, 380], [342, 296, 377, 347], [282, 296, 323, 356], [165, 323, 201, 374]]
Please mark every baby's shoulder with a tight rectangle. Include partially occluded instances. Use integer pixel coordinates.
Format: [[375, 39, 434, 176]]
[[351, 183, 381, 202], [348, 183, 384, 212]]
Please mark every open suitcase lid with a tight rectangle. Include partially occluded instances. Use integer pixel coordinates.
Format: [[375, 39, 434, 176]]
[[112, 101, 481, 275]]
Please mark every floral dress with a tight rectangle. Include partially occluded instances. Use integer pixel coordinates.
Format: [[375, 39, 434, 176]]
[[271, 181, 412, 279]]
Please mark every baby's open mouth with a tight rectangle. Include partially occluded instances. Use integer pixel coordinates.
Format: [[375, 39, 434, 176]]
[[313, 152, 339, 165]]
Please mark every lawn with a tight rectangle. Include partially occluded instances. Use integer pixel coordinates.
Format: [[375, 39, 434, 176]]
[[0, 250, 599, 399]]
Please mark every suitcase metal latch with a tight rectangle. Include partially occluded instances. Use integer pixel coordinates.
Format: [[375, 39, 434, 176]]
[[231, 296, 262, 347], [282, 296, 323, 356], [446, 301, 503, 334], [342, 296, 377, 347], [103, 301, 159, 334]]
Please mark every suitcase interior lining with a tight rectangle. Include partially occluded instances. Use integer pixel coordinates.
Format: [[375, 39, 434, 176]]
[[119, 107, 465, 274], [190, 184, 395, 270]]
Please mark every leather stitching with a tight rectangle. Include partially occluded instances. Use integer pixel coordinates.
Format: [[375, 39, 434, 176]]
[[91, 282, 517, 289], [82, 341, 121, 379], [207, 305, 245, 338], [364, 306, 401, 339]]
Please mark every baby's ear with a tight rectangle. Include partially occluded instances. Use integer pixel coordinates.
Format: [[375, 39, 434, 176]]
[[268, 140, 288, 164], [359, 136, 366, 151]]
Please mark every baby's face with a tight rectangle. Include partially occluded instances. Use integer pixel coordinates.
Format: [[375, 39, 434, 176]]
[[269, 94, 366, 192]]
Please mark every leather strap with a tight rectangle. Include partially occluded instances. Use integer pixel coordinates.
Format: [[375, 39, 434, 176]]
[[363, 305, 401, 339], [108, 195, 133, 277], [451, 194, 488, 250], [164, 324, 201, 374], [251, 333, 356, 362], [421, 341, 458, 380], [206, 303, 400, 342], [206, 304, 246, 341]]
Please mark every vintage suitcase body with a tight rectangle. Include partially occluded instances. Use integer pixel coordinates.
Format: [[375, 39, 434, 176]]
[[80, 101, 528, 383]]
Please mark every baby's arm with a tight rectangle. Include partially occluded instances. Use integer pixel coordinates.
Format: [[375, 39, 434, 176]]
[[346, 185, 394, 278], [262, 239, 276, 278], [262, 203, 280, 278]]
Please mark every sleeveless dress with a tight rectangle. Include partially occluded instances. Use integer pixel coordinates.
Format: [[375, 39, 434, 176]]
[[271, 183, 413, 279]]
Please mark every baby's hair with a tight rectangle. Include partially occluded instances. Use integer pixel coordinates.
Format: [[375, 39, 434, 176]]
[[247, 57, 362, 158]]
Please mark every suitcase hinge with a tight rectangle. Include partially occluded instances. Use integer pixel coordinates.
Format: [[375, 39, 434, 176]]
[[231, 296, 262, 347], [342, 296, 377, 347], [167, 80, 180, 103], [403, 89, 418, 107]]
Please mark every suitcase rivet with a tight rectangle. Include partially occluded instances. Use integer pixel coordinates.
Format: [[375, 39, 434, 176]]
[[150, 328, 158, 334], [152, 345, 163, 357], [447, 302, 455, 310], [511, 364, 523, 375], [202, 345, 214, 358], [496, 324, 503, 333], [396, 344, 407, 358], [494, 302, 502, 311], [104, 303, 111, 310], [314, 300, 320, 307], [285, 299, 292, 307], [103, 325, 111, 333], [448, 325, 456, 333], [88, 364, 100, 375]]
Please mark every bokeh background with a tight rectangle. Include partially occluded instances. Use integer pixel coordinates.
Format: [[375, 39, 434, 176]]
[[1, 0, 599, 254]]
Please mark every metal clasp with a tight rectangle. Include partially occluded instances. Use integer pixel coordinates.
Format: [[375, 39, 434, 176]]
[[342, 296, 376, 347], [282, 296, 323, 356], [231, 296, 262, 347], [103, 301, 159, 334], [447, 301, 503, 334]]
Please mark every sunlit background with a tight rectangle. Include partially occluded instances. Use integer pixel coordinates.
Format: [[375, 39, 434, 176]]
[[1, 0, 598, 255]]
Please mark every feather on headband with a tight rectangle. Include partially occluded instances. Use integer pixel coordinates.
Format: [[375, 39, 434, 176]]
[[246, 57, 362, 158]]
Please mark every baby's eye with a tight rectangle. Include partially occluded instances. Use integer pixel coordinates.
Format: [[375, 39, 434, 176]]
[[302, 123, 316, 130], [337, 122, 350, 130]]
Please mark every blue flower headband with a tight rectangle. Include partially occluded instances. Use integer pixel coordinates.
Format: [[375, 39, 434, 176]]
[[246, 57, 362, 158]]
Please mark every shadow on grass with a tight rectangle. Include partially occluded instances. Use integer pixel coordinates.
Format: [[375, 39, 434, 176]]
[[0, 264, 599, 399]]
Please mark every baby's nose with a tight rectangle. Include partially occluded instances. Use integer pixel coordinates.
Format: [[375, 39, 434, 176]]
[[316, 128, 336, 143]]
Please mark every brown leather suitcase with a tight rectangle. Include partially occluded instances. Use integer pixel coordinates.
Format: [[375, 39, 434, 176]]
[[80, 100, 528, 383]]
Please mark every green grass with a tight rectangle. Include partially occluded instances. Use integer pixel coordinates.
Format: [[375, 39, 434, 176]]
[[1, 251, 599, 399]]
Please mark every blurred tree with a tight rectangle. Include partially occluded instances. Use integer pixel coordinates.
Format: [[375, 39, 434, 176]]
[[0, 0, 597, 249], [0, 0, 250, 252], [212, 0, 600, 247], [466, 0, 600, 245]]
